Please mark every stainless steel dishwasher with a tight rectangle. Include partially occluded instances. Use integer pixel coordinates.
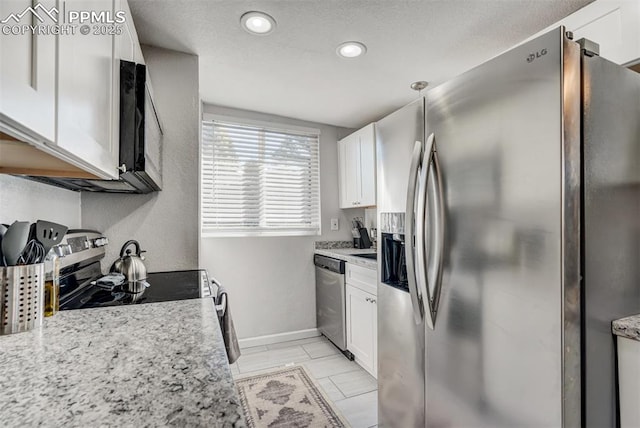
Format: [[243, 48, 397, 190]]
[[314, 254, 353, 359]]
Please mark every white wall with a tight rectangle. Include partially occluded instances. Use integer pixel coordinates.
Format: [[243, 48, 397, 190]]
[[200, 104, 363, 340], [82, 46, 200, 272], [0, 175, 81, 228]]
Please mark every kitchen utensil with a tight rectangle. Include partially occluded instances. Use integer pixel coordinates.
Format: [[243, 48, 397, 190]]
[[92, 273, 127, 290], [352, 217, 365, 229], [16, 223, 44, 265], [17, 239, 45, 265], [0, 263, 45, 335], [110, 240, 148, 288], [2, 221, 30, 266], [35, 220, 68, 255]]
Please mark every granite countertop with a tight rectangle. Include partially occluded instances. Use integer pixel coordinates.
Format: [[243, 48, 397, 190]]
[[314, 248, 377, 270], [0, 299, 245, 427], [612, 314, 640, 342]]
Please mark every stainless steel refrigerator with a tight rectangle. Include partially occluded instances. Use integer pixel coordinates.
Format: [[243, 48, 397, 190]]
[[376, 27, 640, 427]]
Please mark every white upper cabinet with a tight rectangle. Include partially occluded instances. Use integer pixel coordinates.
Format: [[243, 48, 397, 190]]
[[118, 0, 136, 62], [338, 133, 360, 208], [117, 0, 143, 64], [0, 0, 150, 180], [548, 0, 640, 65], [338, 123, 377, 209], [56, 0, 119, 179], [0, 0, 56, 143]]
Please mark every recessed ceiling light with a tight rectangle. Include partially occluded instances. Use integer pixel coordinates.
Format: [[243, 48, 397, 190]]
[[240, 11, 276, 35], [337, 41, 367, 58], [410, 81, 429, 91]]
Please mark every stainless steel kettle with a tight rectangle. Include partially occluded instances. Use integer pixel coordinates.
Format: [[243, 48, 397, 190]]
[[110, 240, 148, 291]]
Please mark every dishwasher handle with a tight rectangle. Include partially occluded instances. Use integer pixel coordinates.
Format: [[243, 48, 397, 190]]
[[314, 254, 345, 274]]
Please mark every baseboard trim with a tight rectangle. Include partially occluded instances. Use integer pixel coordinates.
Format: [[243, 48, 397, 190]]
[[238, 328, 320, 349]]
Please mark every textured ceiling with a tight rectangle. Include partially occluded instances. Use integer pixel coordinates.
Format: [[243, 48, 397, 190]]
[[129, 0, 593, 128]]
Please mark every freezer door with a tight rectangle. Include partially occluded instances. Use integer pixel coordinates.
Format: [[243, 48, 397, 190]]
[[424, 27, 580, 427], [376, 98, 425, 213], [376, 98, 427, 427], [378, 282, 425, 428], [582, 54, 640, 428]]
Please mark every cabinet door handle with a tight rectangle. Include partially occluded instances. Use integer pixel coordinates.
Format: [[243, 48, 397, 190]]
[[118, 163, 127, 173], [405, 140, 425, 324]]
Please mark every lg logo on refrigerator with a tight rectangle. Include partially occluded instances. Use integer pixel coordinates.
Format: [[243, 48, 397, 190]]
[[527, 48, 548, 63]]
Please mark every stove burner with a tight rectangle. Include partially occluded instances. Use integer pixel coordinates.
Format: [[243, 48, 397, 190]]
[[61, 268, 211, 310]]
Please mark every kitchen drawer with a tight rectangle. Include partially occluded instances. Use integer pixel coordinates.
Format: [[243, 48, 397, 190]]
[[345, 263, 377, 295]]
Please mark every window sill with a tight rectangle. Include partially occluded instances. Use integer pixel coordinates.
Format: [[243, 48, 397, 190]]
[[201, 230, 321, 238]]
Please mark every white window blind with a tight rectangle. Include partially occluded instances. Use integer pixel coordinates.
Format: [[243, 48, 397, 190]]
[[201, 118, 321, 237]]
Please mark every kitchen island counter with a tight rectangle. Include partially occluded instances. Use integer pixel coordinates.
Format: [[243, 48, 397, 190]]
[[0, 298, 245, 427]]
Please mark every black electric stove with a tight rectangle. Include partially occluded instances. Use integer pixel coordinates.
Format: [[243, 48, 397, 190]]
[[55, 230, 212, 311], [60, 263, 212, 310]]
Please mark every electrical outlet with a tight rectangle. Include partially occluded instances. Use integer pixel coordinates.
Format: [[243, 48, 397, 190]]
[[330, 218, 339, 231]]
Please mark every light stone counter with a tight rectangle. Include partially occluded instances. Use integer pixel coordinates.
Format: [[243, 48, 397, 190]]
[[0, 299, 245, 428], [314, 248, 377, 270], [612, 314, 640, 342]]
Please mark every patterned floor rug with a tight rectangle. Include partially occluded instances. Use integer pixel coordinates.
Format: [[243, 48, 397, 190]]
[[235, 365, 348, 427]]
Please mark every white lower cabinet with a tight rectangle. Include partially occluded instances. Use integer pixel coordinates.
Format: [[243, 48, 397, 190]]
[[346, 268, 378, 378]]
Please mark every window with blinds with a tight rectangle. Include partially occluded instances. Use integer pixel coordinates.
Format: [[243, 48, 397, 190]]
[[201, 117, 321, 237]]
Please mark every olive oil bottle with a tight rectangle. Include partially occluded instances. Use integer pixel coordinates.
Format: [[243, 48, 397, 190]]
[[44, 253, 60, 317]]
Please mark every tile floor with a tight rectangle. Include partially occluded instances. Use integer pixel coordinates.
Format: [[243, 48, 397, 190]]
[[230, 335, 378, 428]]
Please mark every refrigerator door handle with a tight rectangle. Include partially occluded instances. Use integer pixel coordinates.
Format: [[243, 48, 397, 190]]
[[424, 134, 445, 328], [405, 140, 425, 324], [417, 134, 435, 329]]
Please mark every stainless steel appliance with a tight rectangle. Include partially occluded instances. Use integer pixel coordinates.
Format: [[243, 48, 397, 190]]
[[377, 99, 426, 428], [110, 240, 149, 292], [377, 27, 640, 427], [314, 254, 353, 358], [57, 230, 212, 310], [26, 61, 163, 193]]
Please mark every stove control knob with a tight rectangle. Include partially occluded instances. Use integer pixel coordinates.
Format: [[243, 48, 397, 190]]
[[94, 237, 109, 247], [53, 244, 72, 257]]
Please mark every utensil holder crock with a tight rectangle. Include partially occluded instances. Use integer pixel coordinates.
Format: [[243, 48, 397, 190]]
[[0, 263, 45, 335]]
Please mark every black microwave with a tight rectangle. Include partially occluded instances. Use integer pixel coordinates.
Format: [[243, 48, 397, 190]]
[[26, 61, 163, 193], [117, 60, 163, 192]]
